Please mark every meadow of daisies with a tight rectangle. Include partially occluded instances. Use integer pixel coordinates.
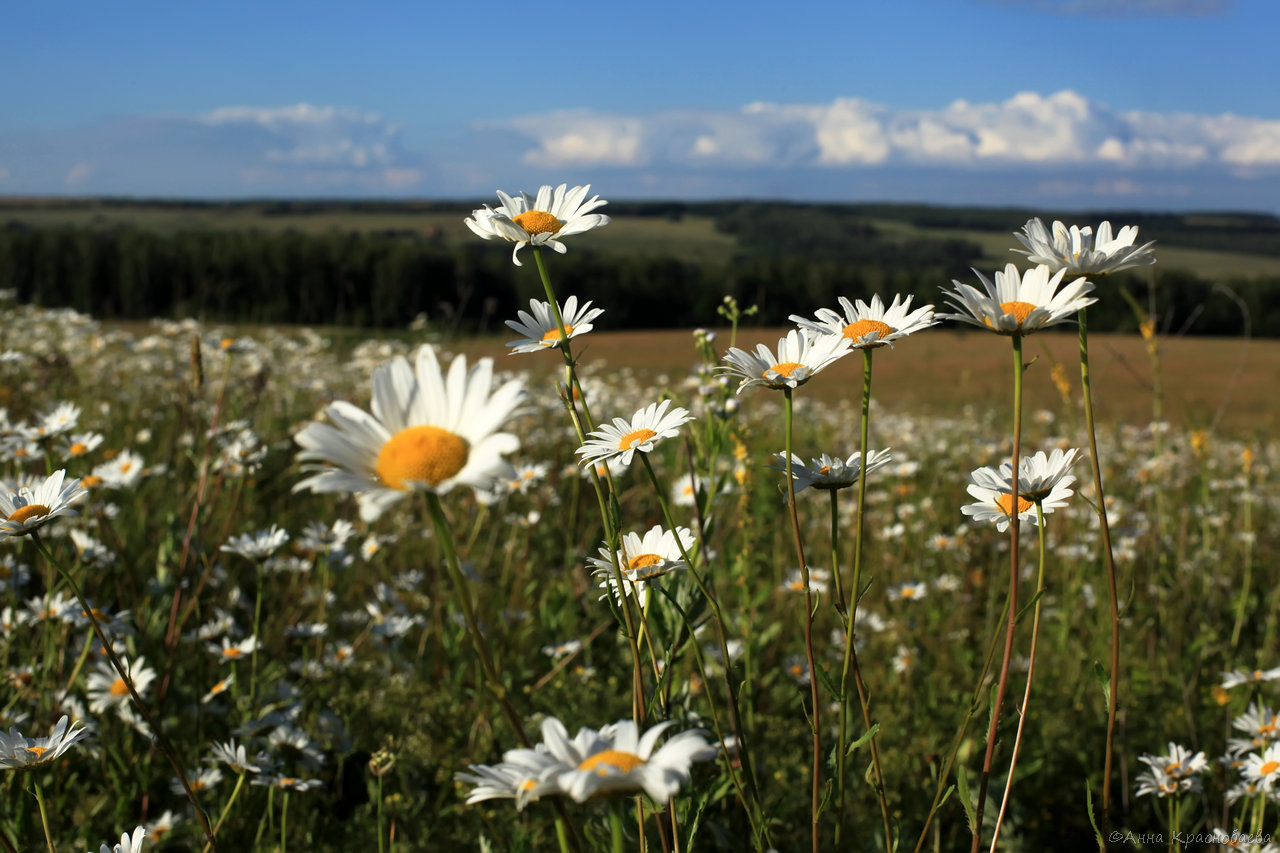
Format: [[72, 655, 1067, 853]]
[[0, 184, 1276, 853]]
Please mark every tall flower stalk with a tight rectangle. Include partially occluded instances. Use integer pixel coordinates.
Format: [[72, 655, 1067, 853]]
[[1013, 217, 1155, 832]]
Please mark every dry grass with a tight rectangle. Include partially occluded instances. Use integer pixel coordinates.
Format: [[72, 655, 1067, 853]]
[[451, 327, 1274, 435]]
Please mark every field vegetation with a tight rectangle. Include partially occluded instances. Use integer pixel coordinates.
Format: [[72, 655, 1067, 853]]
[[0, 198, 1276, 852]]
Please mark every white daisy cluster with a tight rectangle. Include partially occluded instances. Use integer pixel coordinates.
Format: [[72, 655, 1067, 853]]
[[456, 716, 714, 809], [1133, 742, 1209, 798], [1014, 218, 1157, 277], [961, 449, 1079, 532]]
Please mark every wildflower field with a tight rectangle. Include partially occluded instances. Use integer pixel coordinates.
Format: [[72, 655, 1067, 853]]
[[0, 188, 1276, 853]]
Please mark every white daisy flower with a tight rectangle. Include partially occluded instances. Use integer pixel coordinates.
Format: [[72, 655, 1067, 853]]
[[89, 451, 146, 490], [1138, 742, 1209, 781], [889, 582, 928, 602], [221, 525, 290, 562], [505, 296, 605, 354], [1242, 743, 1280, 790], [576, 400, 693, 468], [769, 449, 893, 493], [0, 469, 87, 536], [0, 715, 91, 769], [92, 826, 146, 853], [720, 329, 851, 393], [941, 263, 1097, 336], [1013, 218, 1156, 276], [789, 293, 937, 349], [1221, 666, 1280, 690], [36, 402, 81, 438], [779, 567, 830, 595], [540, 717, 713, 803], [960, 449, 1078, 532], [209, 738, 267, 774], [294, 346, 525, 521], [455, 745, 565, 810], [209, 636, 258, 664], [87, 656, 157, 715], [465, 183, 610, 266], [588, 525, 696, 607]]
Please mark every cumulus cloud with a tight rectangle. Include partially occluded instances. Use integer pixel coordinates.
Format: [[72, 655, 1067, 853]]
[[499, 90, 1280, 174]]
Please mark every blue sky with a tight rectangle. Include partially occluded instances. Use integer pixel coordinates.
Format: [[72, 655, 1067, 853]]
[[3, 0, 1278, 211]]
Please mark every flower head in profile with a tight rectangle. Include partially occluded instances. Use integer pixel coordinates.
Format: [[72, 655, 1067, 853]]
[[455, 745, 565, 811], [465, 184, 610, 266], [1014, 218, 1156, 276], [540, 717, 714, 803], [790, 293, 937, 349], [769, 449, 893, 494], [0, 470, 86, 536], [0, 715, 91, 769], [961, 449, 1078, 532], [588, 525, 696, 607], [941, 263, 1096, 336], [576, 400, 693, 468], [505, 296, 604, 354], [294, 346, 525, 520], [721, 329, 851, 393], [92, 826, 146, 853]]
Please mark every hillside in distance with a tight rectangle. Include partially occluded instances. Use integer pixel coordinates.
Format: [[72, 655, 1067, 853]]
[[1, 197, 1277, 335]]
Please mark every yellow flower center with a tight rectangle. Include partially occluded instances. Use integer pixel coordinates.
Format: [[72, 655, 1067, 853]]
[[995, 494, 1033, 516], [82, 475, 103, 488], [842, 319, 895, 342], [1165, 761, 1182, 774], [210, 679, 230, 694], [539, 324, 575, 344], [69, 442, 89, 456], [578, 749, 645, 776], [998, 301, 1037, 326], [7, 504, 50, 525], [376, 426, 469, 490], [765, 362, 804, 379], [512, 210, 563, 236], [1260, 760, 1280, 776], [627, 553, 663, 571], [223, 648, 244, 659], [519, 779, 538, 792], [618, 428, 657, 450], [281, 777, 298, 786], [110, 677, 129, 697], [900, 587, 917, 599], [24, 746, 49, 759]]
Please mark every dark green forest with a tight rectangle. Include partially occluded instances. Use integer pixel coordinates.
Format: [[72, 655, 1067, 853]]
[[2, 199, 1278, 336]]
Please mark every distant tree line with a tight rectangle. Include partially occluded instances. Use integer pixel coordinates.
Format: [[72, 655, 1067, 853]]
[[0, 201, 1276, 337]]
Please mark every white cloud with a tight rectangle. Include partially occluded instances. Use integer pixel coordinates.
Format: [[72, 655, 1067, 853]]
[[498, 90, 1280, 173], [64, 162, 94, 186]]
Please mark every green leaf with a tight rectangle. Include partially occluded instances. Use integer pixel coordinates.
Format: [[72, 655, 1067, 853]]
[[847, 722, 880, 756], [1085, 782, 1105, 849], [1093, 660, 1111, 706], [957, 765, 978, 835]]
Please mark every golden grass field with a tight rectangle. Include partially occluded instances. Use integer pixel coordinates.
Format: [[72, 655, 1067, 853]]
[[451, 327, 1277, 435]]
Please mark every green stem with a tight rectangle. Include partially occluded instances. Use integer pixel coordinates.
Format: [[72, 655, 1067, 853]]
[[837, 348, 893, 851], [249, 562, 264, 711], [971, 334, 1024, 853], [1230, 473, 1254, 650], [989, 504, 1049, 851], [423, 494, 582, 853], [782, 389, 821, 853], [377, 774, 385, 853], [1079, 308, 1122, 836], [281, 790, 289, 853], [911, 593, 1012, 853], [639, 454, 767, 844], [32, 533, 219, 850], [32, 777, 55, 853], [201, 772, 247, 853]]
